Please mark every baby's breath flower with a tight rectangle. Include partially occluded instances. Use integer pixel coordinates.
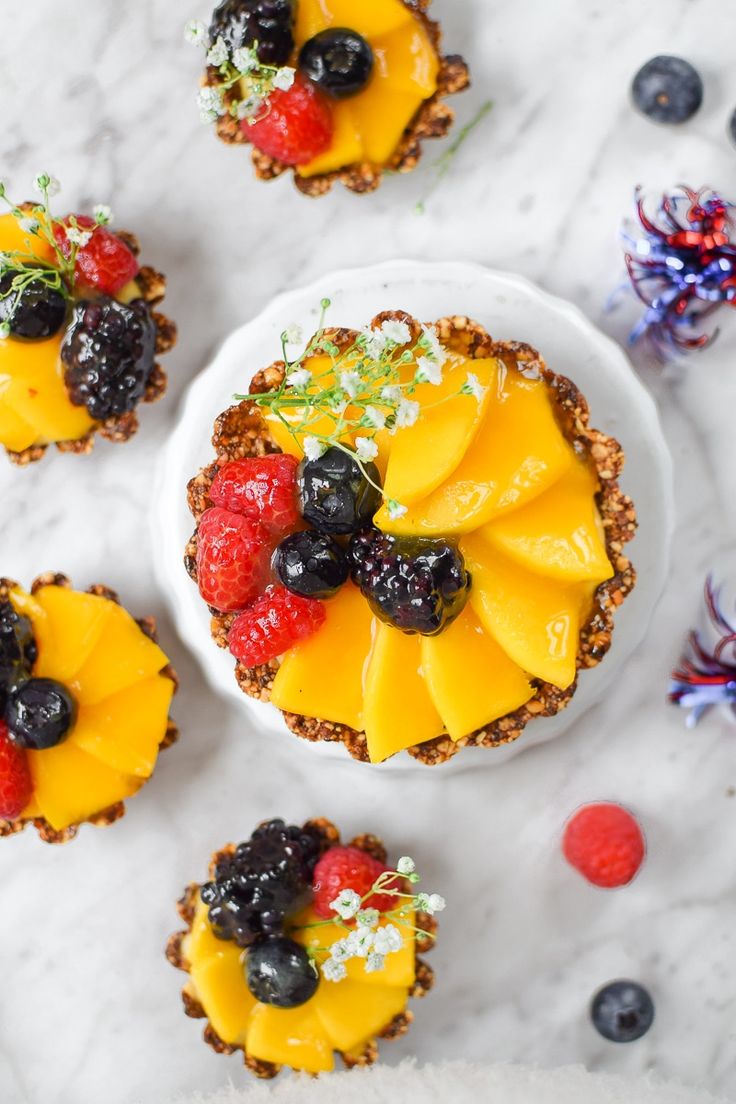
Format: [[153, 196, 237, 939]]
[[419, 325, 448, 365], [273, 66, 296, 91], [365, 952, 386, 974], [237, 96, 262, 120], [329, 938, 353, 964], [93, 204, 113, 225], [372, 924, 403, 956], [381, 319, 411, 346], [18, 217, 40, 235], [282, 323, 303, 345], [356, 908, 380, 928], [232, 45, 258, 72], [340, 370, 361, 399], [65, 225, 93, 248], [330, 888, 361, 921], [184, 19, 206, 45], [330, 398, 349, 417], [33, 172, 60, 197], [355, 436, 379, 462], [362, 405, 386, 430], [322, 958, 347, 983], [395, 398, 420, 429], [0, 322, 10, 339], [428, 893, 446, 913], [207, 36, 229, 66], [415, 356, 443, 386], [397, 856, 415, 875], [360, 327, 388, 359], [415, 892, 431, 912], [347, 926, 375, 958], [463, 371, 486, 403], [387, 499, 407, 520], [286, 366, 311, 389], [197, 85, 225, 122], [303, 436, 326, 463], [380, 384, 402, 404]]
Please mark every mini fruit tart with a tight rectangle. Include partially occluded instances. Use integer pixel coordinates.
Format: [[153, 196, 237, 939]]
[[188, 0, 470, 195], [186, 310, 637, 765], [0, 573, 177, 842], [166, 818, 438, 1076], [0, 173, 176, 464]]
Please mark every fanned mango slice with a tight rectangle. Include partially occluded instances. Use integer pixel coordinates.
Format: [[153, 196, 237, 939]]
[[315, 979, 409, 1052], [379, 356, 496, 507], [32, 586, 112, 682], [70, 603, 169, 706], [19, 795, 43, 819], [373, 23, 439, 97], [348, 81, 424, 164], [186, 901, 243, 970], [362, 623, 444, 762], [296, 0, 413, 39], [293, 907, 417, 989], [0, 338, 94, 444], [421, 606, 532, 740], [0, 212, 56, 262], [0, 399, 36, 452], [70, 674, 174, 777], [28, 742, 140, 831], [298, 103, 364, 177], [246, 1002, 334, 1073], [191, 952, 255, 1046], [462, 533, 591, 689], [271, 583, 373, 731], [482, 458, 614, 583]]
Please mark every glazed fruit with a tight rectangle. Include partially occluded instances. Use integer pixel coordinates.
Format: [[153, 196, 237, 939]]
[[196, 507, 273, 612], [246, 936, 320, 1008], [563, 803, 646, 889], [0, 600, 37, 701], [591, 980, 655, 1043], [247, 75, 333, 165], [298, 447, 382, 535], [312, 846, 396, 919], [0, 273, 67, 339], [0, 721, 33, 819], [5, 678, 77, 750], [209, 455, 300, 534], [631, 55, 703, 124], [53, 218, 139, 296], [274, 531, 349, 598], [349, 529, 471, 636], [299, 29, 374, 99], [209, 0, 295, 65], [228, 585, 326, 665]]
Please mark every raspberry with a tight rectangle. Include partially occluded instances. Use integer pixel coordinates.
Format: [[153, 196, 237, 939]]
[[312, 846, 401, 920], [563, 803, 645, 888], [0, 721, 33, 821], [54, 217, 139, 296], [228, 585, 325, 666], [209, 455, 300, 535], [245, 75, 333, 166], [196, 507, 274, 612]]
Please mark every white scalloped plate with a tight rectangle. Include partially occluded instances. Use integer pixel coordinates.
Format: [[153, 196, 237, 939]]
[[152, 260, 674, 772]]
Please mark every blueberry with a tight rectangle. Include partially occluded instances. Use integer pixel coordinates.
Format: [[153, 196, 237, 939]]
[[0, 272, 67, 339], [273, 530, 349, 598], [245, 936, 319, 1008], [0, 600, 37, 691], [299, 29, 374, 99], [297, 447, 382, 535], [631, 56, 703, 124], [5, 678, 77, 750], [590, 980, 655, 1043]]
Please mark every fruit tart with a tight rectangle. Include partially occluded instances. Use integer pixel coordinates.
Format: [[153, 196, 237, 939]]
[[0, 573, 177, 842], [166, 818, 439, 1076], [187, 0, 470, 195], [0, 173, 176, 464], [186, 310, 637, 765]]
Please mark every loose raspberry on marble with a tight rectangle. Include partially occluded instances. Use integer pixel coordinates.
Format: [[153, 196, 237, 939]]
[[563, 802, 645, 888], [228, 585, 325, 666], [312, 846, 401, 920], [0, 720, 33, 821], [245, 74, 333, 165], [53, 217, 139, 296], [196, 506, 274, 612], [209, 455, 300, 536]]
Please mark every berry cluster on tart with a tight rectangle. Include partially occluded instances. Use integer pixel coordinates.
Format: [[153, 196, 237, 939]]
[[192, 0, 470, 195], [0, 177, 176, 464], [186, 310, 637, 765], [167, 817, 437, 1077], [0, 574, 177, 842]]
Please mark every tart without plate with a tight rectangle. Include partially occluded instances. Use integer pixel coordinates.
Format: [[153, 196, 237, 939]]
[[186, 312, 637, 766], [166, 818, 436, 1077], [0, 574, 177, 842]]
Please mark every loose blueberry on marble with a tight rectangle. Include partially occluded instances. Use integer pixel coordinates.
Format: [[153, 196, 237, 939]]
[[591, 980, 655, 1042], [246, 935, 319, 1007], [631, 55, 703, 124]]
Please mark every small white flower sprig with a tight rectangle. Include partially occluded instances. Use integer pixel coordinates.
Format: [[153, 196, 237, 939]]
[[294, 854, 446, 984], [185, 19, 295, 125], [0, 173, 113, 339], [241, 300, 487, 521]]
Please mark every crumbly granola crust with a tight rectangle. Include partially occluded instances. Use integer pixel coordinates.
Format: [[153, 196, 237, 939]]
[[0, 573, 178, 842], [167, 819, 436, 1078], [206, 0, 470, 196], [5, 230, 177, 465], [186, 312, 637, 766]]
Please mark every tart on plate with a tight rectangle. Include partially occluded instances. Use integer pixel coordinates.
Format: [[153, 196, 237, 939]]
[[0, 175, 176, 464], [186, 310, 637, 766], [166, 817, 437, 1076], [0, 574, 177, 842], [192, 0, 470, 195]]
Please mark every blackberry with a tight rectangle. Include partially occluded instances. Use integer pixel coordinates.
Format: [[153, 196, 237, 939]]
[[591, 980, 655, 1043], [0, 600, 37, 710], [273, 530, 349, 598], [5, 678, 77, 750], [298, 447, 382, 535], [631, 56, 703, 124], [201, 819, 322, 948], [0, 272, 67, 339], [245, 936, 319, 1008], [299, 29, 374, 100], [350, 529, 471, 636], [209, 0, 295, 66], [61, 297, 156, 422]]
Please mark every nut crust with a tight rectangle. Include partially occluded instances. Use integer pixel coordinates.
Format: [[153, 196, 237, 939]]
[[168, 820, 435, 1078], [186, 313, 637, 765], [0, 573, 178, 842]]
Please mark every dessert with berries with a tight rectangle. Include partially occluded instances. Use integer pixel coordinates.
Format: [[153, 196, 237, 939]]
[[0, 573, 177, 842], [186, 309, 637, 765], [187, 0, 469, 195], [0, 174, 176, 464], [167, 817, 439, 1076]]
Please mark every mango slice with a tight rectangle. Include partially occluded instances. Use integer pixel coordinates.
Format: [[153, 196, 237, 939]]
[[0, 337, 95, 445], [0, 400, 36, 452], [293, 907, 417, 989], [462, 533, 591, 689], [271, 583, 373, 731], [70, 674, 174, 777], [185, 901, 242, 970], [246, 1003, 334, 1073], [315, 979, 409, 1052], [362, 623, 444, 762], [348, 81, 424, 165], [28, 742, 140, 831], [298, 103, 364, 177], [482, 459, 614, 583], [32, 585, 112, 682], [0, 212, 56, 263], [421, 606, 532, 740], [190, 953, 255, 1046], [296, 0, 413, 39], [70, 602, 169, 705], [373, 23, 439, 97]]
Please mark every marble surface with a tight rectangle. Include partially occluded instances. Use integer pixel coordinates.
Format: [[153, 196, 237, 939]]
[[1, 1, 736, 1102]]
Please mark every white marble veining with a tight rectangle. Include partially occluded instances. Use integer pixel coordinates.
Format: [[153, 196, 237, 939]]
[[1, 1, 736, 1102]]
